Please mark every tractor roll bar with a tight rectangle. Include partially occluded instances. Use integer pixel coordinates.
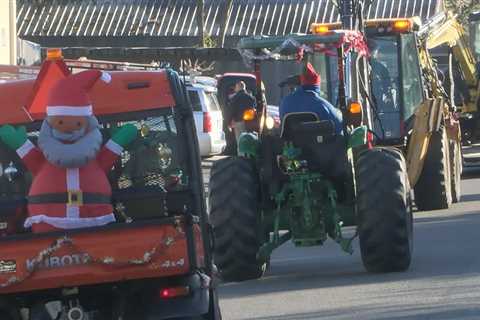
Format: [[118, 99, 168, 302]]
[[238, 33, 345, 50]]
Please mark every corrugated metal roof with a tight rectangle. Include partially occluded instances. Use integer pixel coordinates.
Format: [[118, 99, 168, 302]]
[[17, 0, 443, 39]]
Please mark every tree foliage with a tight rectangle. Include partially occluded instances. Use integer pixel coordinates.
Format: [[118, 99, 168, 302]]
[[444, 0, 480, 26]]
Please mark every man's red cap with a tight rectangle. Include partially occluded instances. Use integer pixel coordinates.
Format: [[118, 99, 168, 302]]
[[300, 63, 321, 86]]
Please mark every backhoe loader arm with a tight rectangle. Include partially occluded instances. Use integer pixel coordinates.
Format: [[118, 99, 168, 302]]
[[420, 12, 478, 95], [418, 11, 479, 116]]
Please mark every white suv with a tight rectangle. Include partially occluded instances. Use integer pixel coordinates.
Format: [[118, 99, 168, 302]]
[[185, 77, 226, 157]]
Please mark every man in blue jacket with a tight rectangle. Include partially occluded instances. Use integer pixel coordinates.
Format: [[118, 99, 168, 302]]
[[280, 63, 343, 134]]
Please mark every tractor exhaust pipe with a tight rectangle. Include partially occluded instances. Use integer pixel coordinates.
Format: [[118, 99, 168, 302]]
[[340, 0, 355, 29]]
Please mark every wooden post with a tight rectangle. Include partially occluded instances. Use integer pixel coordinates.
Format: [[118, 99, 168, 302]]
[[196, 0, 205, 47], [219, 0, 234, 48]]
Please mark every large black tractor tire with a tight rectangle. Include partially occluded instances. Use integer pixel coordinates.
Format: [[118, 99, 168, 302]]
[[0, 309, 20, 320], [356, 147, 413, 273], [449, 140, 462, 203], [209, 157, 266, 282], [0, 300, 21, 320], [414, 127, 452, 211]]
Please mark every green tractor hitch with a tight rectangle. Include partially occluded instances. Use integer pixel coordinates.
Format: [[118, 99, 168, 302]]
[[257, 231, 291, 264]]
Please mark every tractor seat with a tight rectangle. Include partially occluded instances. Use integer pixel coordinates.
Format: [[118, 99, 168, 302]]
[[280, 112, 347, 178]]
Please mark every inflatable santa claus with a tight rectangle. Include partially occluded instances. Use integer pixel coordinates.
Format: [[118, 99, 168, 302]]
[[0, 70, 137, 233]]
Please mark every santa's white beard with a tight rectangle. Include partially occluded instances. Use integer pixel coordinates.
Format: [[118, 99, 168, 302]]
[[38, 116, 103, 168]]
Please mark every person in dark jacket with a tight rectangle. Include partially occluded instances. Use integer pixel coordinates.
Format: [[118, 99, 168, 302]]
[[280, 63, 343, 134], [226, 81, 257, 142]]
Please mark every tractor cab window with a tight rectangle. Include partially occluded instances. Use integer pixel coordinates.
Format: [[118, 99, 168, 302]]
[[368, 36, 401, 114], [311, 54, 339, 106], [400, 33, 424, 120]]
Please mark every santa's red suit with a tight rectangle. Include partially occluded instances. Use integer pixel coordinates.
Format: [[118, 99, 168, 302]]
[[17, 139, 121, 233], [16, 69, 122, 233]]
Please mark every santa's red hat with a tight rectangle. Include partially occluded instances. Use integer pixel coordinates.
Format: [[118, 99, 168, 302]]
[[46, 70, 111, 117], [300, 63, 321, 86]]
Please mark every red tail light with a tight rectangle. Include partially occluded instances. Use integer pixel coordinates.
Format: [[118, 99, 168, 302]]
[[203, 112, 212, 133], [367, 131, 374, 149], [159, 286, 190, 299]]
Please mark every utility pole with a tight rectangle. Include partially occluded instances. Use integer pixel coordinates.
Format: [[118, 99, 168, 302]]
[[340, 0, 355, 30], [196, 0, 205, 47], [218, 0, 234, 48]]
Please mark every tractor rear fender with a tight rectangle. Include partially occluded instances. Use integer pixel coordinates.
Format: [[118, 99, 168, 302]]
[[238, 132, 261, 159], [349, 125, 369, 149]]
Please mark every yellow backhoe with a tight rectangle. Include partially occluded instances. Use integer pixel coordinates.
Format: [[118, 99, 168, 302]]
[[311, 15, 463, 210], [422, 11, 479, 148]]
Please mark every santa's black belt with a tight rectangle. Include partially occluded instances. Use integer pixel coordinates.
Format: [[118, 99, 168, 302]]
[[27, 192, 111, 206]]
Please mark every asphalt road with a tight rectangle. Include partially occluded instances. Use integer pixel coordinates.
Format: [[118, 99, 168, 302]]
[[202, 159, 480, 320]]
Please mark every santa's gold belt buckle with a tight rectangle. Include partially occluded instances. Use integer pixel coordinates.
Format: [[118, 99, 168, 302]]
[[68, 190, 83, 206]]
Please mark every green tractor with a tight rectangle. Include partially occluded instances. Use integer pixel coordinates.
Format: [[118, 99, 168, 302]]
[[208, 31, 413, 282]]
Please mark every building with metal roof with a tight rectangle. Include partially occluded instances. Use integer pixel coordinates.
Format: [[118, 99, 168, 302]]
[[17, 0, 444, 48]]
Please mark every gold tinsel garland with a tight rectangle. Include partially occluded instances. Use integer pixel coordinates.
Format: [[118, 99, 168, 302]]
[[0, 233, 183, 289]]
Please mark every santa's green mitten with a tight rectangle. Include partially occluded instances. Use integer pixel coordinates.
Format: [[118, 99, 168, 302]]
[[111, 124, 138, 147], [0, 125, 28, 150]]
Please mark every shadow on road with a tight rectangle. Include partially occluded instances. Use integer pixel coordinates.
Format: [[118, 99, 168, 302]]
[[220, 265, 479, 301], [461, 166, 480, 179], [247, 303, 480, 320], [460, 193, 480, 202], [414, 210, 480, 224], [219, 209, 480, 300]]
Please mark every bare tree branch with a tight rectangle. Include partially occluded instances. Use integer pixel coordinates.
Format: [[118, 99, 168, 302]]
[[444, 0, 480, 26]]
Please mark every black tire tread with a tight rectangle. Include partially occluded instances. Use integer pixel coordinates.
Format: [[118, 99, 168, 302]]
[[208, 157, 265, 282], [356, 147, 413, 273], [414, 127, 452, 210]]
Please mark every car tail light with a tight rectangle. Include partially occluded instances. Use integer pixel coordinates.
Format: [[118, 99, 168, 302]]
[[159, 286, 191, 299], [203, 112, 212, 133]]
